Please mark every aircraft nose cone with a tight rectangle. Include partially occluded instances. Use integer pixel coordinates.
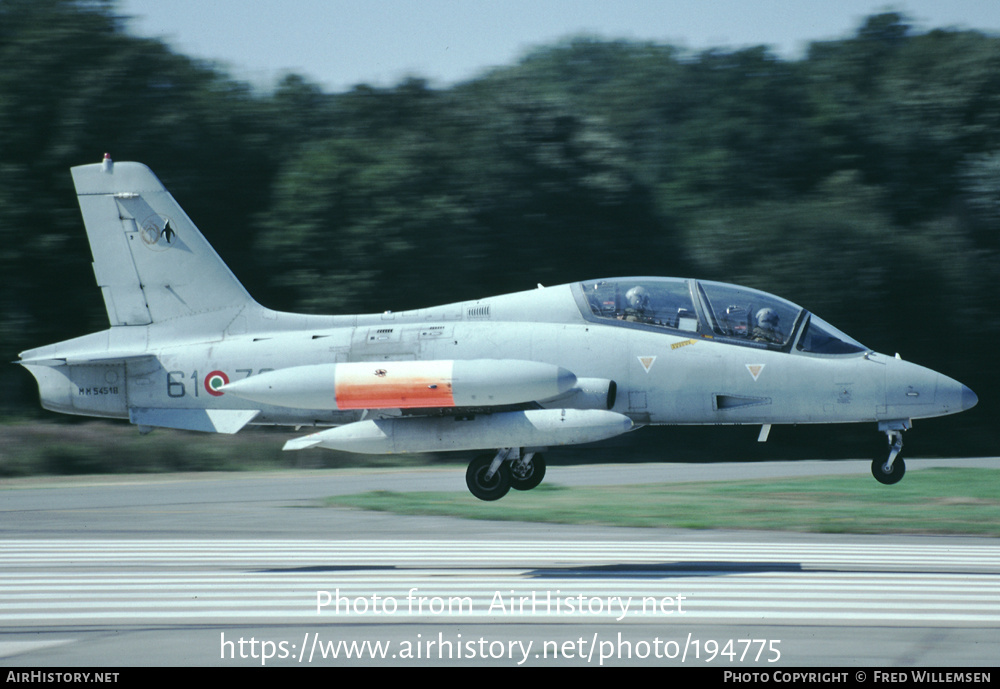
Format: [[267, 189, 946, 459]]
[[961, 385, 978, 411], [934, 376, 978, 416], [883, 358, 978, 419]]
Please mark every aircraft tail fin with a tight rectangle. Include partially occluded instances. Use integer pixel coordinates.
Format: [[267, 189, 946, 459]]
[[72, 155, 259, 328]]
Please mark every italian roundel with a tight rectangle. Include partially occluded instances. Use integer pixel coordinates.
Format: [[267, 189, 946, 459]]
[[204, 370, 229, 396]]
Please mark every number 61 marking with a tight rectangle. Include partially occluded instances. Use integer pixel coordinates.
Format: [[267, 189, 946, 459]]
[[166, 368, 272, 398]]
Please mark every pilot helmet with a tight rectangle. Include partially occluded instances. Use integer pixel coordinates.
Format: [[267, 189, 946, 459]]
[[626, 286, 650, 310], [756, 308, 779, 327]]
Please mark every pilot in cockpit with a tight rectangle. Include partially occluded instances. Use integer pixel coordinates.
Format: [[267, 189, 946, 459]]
[[623, 286, 652, 322], [752, 307, 784, 344]]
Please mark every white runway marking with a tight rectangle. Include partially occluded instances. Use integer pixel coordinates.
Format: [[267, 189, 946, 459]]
[[3, 540, 999, 625]]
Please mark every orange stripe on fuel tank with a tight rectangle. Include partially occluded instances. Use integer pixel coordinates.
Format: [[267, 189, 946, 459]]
[[334, 361, 456, 410]]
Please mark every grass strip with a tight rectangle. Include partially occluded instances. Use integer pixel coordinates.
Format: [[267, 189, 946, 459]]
[[325, 468, 1000, 535]]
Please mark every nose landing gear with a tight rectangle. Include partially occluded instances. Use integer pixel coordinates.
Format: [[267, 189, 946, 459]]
[[872, 421, 909, 485]]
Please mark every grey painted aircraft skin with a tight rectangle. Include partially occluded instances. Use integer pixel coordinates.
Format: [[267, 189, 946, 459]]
[[18, 157, 978, 500]]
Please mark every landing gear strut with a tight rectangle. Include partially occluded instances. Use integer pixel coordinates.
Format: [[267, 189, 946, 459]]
[[872, 421, 909, 485], [465, 448, 546, 501]]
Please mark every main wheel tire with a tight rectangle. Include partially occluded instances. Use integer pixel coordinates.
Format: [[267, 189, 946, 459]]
[[466, 454, 512, 501], [871, 456, 906, 485], [510, 453, 546, 491]]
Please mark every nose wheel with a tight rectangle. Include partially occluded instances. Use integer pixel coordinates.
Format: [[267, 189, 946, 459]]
[[872, 456, 906, 484], [872, 427, 906, 485]]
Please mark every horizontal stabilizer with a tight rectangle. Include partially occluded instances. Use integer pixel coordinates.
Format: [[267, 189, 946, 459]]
[[18, 353, 155, 367], [129, 408, 260, 434]]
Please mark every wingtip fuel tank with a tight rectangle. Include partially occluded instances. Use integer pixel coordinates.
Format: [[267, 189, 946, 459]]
[[220, 359, 577, 411]]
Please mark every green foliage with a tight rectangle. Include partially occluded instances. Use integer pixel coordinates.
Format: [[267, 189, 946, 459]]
[[0, 421, 441, 476], [1, 2, 995, 455]]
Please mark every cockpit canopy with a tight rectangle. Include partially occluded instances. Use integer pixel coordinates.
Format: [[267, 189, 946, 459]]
[[576, 278, 867, 355]]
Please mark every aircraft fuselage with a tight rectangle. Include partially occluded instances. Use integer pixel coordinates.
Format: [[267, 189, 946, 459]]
[[22, 281, 972, 431]]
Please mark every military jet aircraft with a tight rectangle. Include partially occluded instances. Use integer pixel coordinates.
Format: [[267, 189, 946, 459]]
[[18, 156, 978, 500]]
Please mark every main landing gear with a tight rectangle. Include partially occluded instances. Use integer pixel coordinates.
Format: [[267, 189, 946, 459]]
[[871, 421, 908, 485], [465, 448, 546, 501]]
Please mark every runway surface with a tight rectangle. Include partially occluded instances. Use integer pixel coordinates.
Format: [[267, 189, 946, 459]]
[[1, 458, 998, 666]]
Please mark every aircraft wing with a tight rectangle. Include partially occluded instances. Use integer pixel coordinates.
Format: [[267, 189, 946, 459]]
[[281, 409, 633, 454]]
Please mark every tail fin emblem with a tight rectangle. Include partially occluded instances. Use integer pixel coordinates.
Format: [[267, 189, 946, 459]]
[[140, 216, 176, 250], [160, 220, 176, 244]]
